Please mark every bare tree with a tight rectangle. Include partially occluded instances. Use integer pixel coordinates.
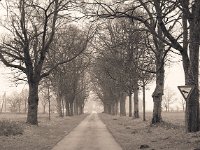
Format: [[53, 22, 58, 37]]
[[162, 87, 177, 112], [179, 97, 186, 112], [84, 0, 200, 132], [39, 86, 49, 114], [74, 71, 90, 115], [48, 24, 93, 116], [7, 92, 23, 113], [20, 88, 28, 113], [0, 0, 88, 124], [83, 1, 169, 123], [90, 18, 155, 118], [0, 92, 6, 113]]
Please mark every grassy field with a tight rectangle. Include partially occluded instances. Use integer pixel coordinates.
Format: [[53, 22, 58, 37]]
[[99, 112, 200, 150], [0, 113, 88, 150], [143, 111, 185, 126]]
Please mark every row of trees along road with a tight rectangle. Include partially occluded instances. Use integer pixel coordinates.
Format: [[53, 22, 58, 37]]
[[0, 0, 199, 133], [90, 19, 155, 120], [46, 25, 92, 117], [82, 0, 200, 132], [0, 0, 94, 125]]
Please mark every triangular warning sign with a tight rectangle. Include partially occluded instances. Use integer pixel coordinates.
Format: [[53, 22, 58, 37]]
[[178, 85, 195, 100]]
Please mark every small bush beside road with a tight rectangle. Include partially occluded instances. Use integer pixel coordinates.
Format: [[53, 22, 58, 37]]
[[0, 120, 24, 136]]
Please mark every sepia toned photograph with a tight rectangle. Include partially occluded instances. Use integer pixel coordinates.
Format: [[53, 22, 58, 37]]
[[0, 0, 200, 150]]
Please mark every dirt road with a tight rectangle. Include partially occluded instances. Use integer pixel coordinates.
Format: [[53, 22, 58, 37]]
[[52, 112, 122, 150]]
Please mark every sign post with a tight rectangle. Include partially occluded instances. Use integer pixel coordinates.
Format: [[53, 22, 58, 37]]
[[177, 85, 195, 100]]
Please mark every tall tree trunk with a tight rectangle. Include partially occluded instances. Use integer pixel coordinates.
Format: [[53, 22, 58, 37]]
[[4, 94, 6, 112], [61, 98, 65, 116], [74, 98, 78, 115], [103, 103, 108, 113], [79, 105, 83, 115], [77, 105, 80, 115], [26, 82, 39, 125], [111, 102, 114, 115], [108, 104, 111, 114], [152, 65, 164, 124], [48, 101, 50, 120], [142, 81, 146, 121], [77, 104, 82, 115], [185, 3, 200, 132], [25, 97, 27, 113], [151, 24, 165, 124], [18, 104, 21, 113], [43, 105, 46, 114], [48, 85, 51, 120], [180, 1, 200, 132], [167, 100, 169, 112], [65, 100, 70, 116], [134, 86, 139, 118], [56, 93, 63, 117], [69, 102, 74, 116], [114, 100, 118, 115], [129, 92, 132, 117], [104, 103, 111, 114], [120, 92, 126, 116], [182, 101, 185, 112], [81, 104, 84, 114]]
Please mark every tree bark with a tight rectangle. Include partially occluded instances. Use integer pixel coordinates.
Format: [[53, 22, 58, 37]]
[[61, 98, 65, 116], [108, 104, 111, 114], [111, 102, 114, 115], [43, 105, 46, 114], [182, 100, 185, 112], [167, 100, 169, 112], [103, 103, 108, 113], [142, 81, 146, 121], [104, 103, 111, 114], [114, 100, 118, 115], [79, 103, 83, 115], [151, 23, 165, 124], [69, 102, 74, 116], [134, 87, 139, 118], [48, 85, 51, 120], [74, 98, 78, 115], [185, 3, 200, 132], [26, 82, 39, 125], [65, 100, 70, 116], [80, 105, 84, 115], [129, 92, 132, 117], [152, 64, 164, 124], [120, 92, 126, 116], [179, 1, 200, 132], [24, 97, 27, 113], [56, 93, 63, 117]]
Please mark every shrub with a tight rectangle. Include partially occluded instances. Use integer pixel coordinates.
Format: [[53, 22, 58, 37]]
[[0, 120, 24, 136]]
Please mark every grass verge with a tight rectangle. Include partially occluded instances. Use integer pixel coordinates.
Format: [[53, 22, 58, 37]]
[[0, 113, 88, 150], [99, 113, 200, 150]]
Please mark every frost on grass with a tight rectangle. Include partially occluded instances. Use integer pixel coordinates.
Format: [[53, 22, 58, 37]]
[[0, 120, 24, 136]]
